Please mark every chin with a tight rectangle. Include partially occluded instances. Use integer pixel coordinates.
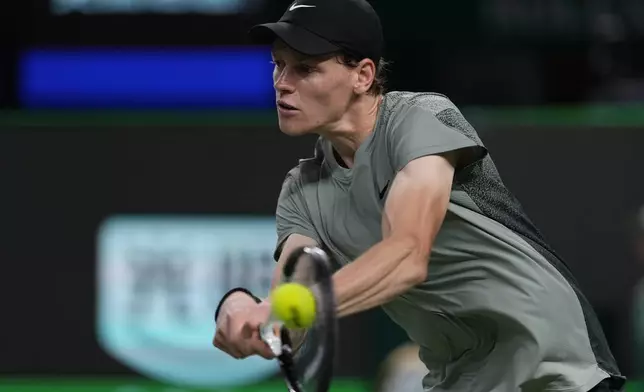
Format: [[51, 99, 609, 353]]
[[278, 119, 315, 136]]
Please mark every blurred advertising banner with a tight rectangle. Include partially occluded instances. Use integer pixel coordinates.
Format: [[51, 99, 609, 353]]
[[18, 49, 274, 110], [96, 215, 279, 388], [52, 0, 265, 14], [0, 379, 369, 392]]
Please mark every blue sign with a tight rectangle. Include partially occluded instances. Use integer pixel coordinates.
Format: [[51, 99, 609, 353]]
[[53, 0, 263, 14], [96, 215, 279, 387], [19, 48, 275, 109]]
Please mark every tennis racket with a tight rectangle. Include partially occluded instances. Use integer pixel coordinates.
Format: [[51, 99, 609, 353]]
[[260, 246, 337, 392]]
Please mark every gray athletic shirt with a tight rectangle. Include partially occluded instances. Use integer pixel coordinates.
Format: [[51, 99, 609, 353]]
[[273, 92, 622, 391]]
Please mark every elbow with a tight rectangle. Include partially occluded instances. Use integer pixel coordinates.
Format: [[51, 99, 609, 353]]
[[402, 243, 430, 286], [388, 235, 430, 287], [405, 257, 428, 286]]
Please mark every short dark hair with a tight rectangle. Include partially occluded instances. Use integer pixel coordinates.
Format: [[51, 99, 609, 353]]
[[336, 53, 390, 96]]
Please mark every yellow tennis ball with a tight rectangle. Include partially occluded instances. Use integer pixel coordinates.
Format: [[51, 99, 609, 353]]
[[270, 282, 317, 329]]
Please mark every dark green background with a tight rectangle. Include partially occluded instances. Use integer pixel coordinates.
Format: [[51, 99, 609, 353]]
[[1, 105, 643, 384]]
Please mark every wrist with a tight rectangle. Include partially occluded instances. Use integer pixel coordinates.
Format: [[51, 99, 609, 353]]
[[214, 287, 261, 322], [226, 291, 259, 305]]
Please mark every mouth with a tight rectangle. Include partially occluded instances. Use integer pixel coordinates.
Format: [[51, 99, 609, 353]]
[[277, 101, 298, 111]]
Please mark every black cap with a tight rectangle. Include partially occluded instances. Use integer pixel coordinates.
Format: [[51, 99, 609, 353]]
[[249, 0, 383, 63]]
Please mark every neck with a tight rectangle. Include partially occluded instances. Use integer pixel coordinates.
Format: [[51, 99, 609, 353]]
[[319, 94, 383, 168]]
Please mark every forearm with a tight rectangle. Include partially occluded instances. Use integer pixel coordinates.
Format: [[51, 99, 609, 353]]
[[334, 236, 427, 318]]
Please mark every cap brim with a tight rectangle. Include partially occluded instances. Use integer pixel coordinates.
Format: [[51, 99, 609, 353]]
[[249, 22, 340, 56]]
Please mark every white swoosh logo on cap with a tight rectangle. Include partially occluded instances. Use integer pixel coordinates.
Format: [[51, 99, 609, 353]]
[[289, 3, 316, 11]]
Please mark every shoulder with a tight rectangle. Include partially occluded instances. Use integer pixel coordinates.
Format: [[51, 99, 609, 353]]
[[382, 91, 483, 144], [279, 138, 325, 195], [276, 165, 309, 209], [383, 91, 461, 118], [280, 165, 302, 191], [378, 91, 472, 138]]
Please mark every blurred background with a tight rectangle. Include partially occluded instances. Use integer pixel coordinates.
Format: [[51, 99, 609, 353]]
[[1, 0, 644, 391]]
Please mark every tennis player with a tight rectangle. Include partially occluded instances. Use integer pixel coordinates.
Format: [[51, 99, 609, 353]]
[[213, 0, 626, 390]]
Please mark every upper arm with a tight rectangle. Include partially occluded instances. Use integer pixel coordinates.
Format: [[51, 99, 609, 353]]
[[382, 154, 456, 260], [382, 102, 486, 261]]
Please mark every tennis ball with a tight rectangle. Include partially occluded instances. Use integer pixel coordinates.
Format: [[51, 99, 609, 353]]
[[270, 282, 317, 329]]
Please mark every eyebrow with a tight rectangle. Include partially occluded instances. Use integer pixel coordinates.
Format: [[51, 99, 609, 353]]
[[272, 51, 335, 64], [272, 50, 309, 62]]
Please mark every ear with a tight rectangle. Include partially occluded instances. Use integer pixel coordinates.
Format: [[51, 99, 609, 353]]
[[353, 59, 377, 95]]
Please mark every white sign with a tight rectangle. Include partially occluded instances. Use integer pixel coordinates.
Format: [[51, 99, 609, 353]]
[[96, 215, 279, 387]]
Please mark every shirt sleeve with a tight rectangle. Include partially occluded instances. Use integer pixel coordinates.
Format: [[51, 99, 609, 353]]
[[273, 168, 319, 261], [387, 104, 488, 173]]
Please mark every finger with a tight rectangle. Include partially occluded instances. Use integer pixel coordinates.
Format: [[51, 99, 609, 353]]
[[236, 327, 271, 359], [213, 333, 227, 351], [215, 325, 227, 339], [213, 330, 232, 351], [214, 332, 245, 359], [246, 311, 270, 332], [238, 340, 258, 359], [213, 327, 226, 345], [254, 340, 276, 360], [248, 327, 276, 360], [219, 316, 247, 359], [224, 337, 246, 359], [225, 344, 245, 359], [232, 326, 259, 359], [241, 322, 254, 339]]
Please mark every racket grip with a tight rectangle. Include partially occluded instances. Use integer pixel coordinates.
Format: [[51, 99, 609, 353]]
[[259, 318, 284, 357]]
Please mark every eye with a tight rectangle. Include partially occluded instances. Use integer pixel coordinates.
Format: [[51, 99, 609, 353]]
[[271, 60, 285, 69], [295, 64, 315, 74]]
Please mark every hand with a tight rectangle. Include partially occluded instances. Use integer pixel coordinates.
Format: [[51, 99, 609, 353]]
[[213, 292, 276, 360]]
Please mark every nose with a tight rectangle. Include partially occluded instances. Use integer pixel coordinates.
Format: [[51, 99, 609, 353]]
[[273, 68, 295, 94]]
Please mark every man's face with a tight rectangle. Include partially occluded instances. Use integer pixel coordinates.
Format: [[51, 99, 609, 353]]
[[271, 41, 357, 136]]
